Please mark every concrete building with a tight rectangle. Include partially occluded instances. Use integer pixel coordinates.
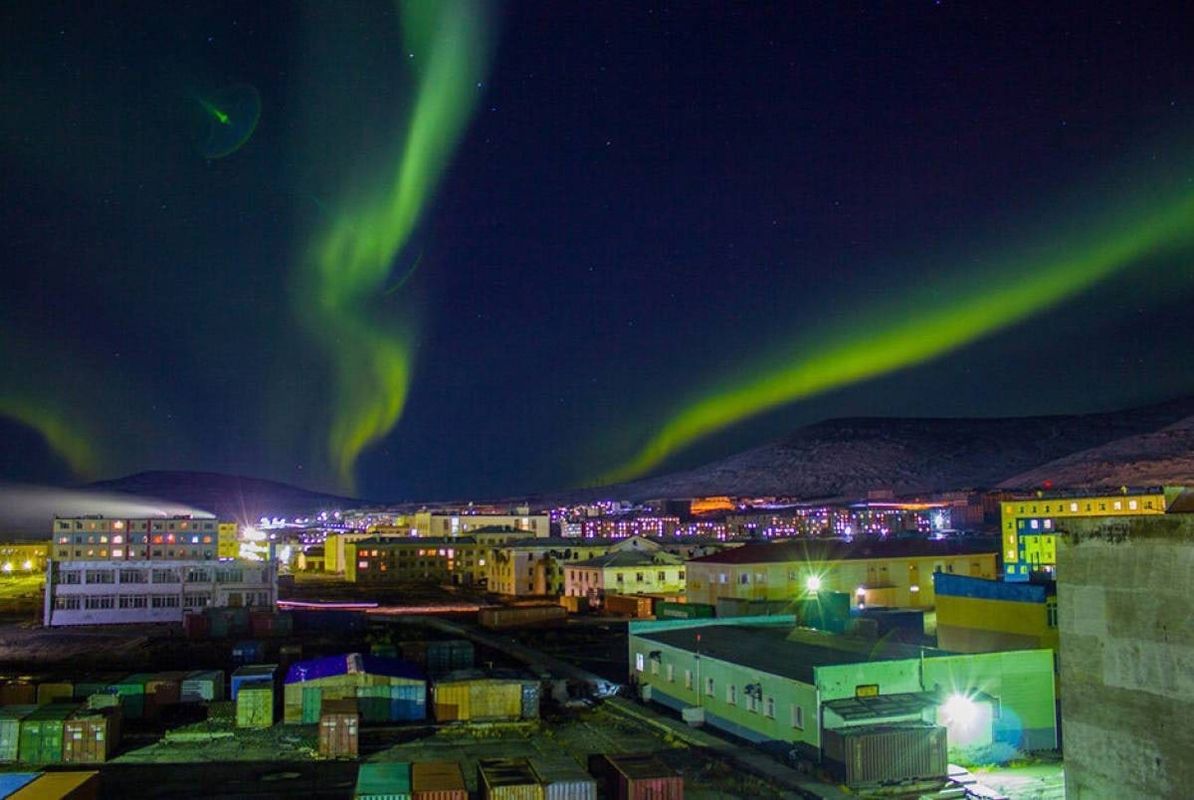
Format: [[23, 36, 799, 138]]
[[217, 522, 239, 559], [565, 550, 686, 600], [44, 559, 276, 626], [578, 516, 681, 539], [344, 537, 482, 584], [412, 512, 549, 539], [486, 537, 626, 596], [684, 538, 999, 608], [999, 487, 1170, 582], [1055, 511, 1194, 799], [933, 573, 1058, 654], [52, 516, 235, 562], [726, 501, 952, 539], [628, 618, 1057, 760]]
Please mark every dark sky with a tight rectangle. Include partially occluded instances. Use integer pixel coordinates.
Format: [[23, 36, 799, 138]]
[[2, 1, 1194, 500]]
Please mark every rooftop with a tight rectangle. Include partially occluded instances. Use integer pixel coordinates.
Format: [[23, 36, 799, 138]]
[[686, 536, 997, 565], [572, 550, 683, 569], [635, 624, 941, 683]]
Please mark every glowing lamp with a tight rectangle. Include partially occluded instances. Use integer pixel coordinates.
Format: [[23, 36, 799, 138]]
[[805, 575, 822, 592]]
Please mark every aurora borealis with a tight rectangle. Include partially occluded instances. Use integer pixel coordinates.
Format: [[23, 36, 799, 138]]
[[2, 2, 1194, 498]]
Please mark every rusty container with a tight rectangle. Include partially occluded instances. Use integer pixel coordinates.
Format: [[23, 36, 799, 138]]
[[318, 698, 359, 759]]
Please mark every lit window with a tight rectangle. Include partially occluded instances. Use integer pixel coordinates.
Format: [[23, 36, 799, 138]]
[[1129, 500, 1138, 510], [635, 653, 644, 672], [358, 560, 369, 569]]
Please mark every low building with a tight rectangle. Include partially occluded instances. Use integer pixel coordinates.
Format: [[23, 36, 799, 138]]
[[934, 573, 1058, 654], [44, 559, 277, 626], [487, 537, 623, 596], [52, 516, 232, 561], [565, 550, 686, 601], [684, 538, 998, 608], [0, 542, 49, 574], [628, 618, 1057, 764]]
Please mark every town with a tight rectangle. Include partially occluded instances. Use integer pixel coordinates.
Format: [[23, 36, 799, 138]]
[[0, 484, 1179, 798]]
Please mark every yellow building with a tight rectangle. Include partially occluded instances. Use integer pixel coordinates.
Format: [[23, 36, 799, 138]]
[[934, 573, 1058, 653], [999, 488, 1170, 581], [684, 539, 998, 608], [412, 512, 549, 538], [0, 542, 49, 575], [564, 550, 686, 599], [218, 522, 239, 560], [345, 537, 487, 585]]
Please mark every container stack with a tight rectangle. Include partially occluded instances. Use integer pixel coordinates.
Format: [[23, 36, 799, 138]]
[[478, 605, 566, 630], [230, 664, 278, 700], [318, 698, 360, 759], [18, 703, 80, 764], [432, 670, 540, 723], [654, 602, 715, 620], [36, 681, 73, 706], [424, 641, 475, 677], [231, 640, 266, 666], [0, 706, 36, 762], [478, 757, 544, 800], [0, 680, 36, 706], [411, 762, 467, 800], [354, 762, 411, 800], [283, 653, 425, 725]]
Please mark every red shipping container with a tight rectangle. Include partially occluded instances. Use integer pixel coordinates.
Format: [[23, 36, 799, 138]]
[[591, 754, 683, 800], [249, 611, 275, 638], [0, 682, 37, 706], [318, 699, 359, 758], [183, 612, 209, 640], [412, 761, 468, 800], [144, 673, 184, 711]]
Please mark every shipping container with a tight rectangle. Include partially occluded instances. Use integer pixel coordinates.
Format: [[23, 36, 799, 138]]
[[425, 641, 474, 677], [205, 606, 251, 639], [236, 686, 275, 728], [478, 758, 544, 800], [250, 610, 294, 638], [62, 707, 121, 764], [654, 602, 714, 620], [231, 664, 277, 700], [183, 611, 209, 640], [318, 699, 359, 759], [0, 681, 37, 706], [6, 770, 100, 800], [84, 695, 121, 713], [279, 644, 303, 667], [411, 761, 467, 800], [145, 672, 185, 710], [530, 759, 597, 800], [355, 683, 426, 723], [284, 654, 425, 725], [0, 773, 39, 796], [821, 724, 947, 787], [557, 595, 586, 614], [0, 706, 37, 762], [590, 754, 683, 800], [36, 683, 73, 706], [432, 673, 528, 723], [180, 670, 225, 704], [355, 762, 412, 800], [478, 605, 565, 630], [18, 703, 80, 764], [106, 674, 152, 720], [231, 640, 266, 666], [370, 642, 399, 659], [71, 675, 124, 702], [602, 595, 654, 619], [714, 598, 791, 618]]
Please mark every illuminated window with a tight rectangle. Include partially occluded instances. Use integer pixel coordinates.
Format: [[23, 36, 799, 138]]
[[684, 670, 693, 689], [358, 561, 369, 569], [1129, 500, 1138, 510], [635, 653, 644, 672], [1113, 501, 1122, 511], [1069, 503, 1078, 512]]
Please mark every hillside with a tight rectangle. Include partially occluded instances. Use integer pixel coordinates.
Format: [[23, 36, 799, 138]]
[[577, 396, 1194, 501], [85, 471, 361, 522], [1001, 415, 1194, 489]]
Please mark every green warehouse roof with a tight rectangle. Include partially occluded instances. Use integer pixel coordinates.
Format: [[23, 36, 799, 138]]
[[636, 624, 945, 684]]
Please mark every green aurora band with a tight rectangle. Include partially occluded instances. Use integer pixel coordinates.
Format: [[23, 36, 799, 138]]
[[302, 0, 490, 491], [601, 181, 1194, 484], [0, 396, 98, 478]]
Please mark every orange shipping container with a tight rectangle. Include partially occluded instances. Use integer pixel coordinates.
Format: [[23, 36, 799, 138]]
[[590, 754, 683, 800], [318, 699, 359, 759], [412, 761, 468, 800], [477, 605, 565, 630], [63, 707, 122, 764], [7, 770, 100, 800], [602, 595, 654, 618]]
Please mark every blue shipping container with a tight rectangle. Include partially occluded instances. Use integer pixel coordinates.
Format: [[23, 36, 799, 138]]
[[231, 664, 278, 700], [354, 683, 426, 723], [231, 640, 266, 666]]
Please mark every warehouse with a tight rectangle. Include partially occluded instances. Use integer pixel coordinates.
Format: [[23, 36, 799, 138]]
[[628, 617, 1056, 768], [934, 573, 1058, 653]]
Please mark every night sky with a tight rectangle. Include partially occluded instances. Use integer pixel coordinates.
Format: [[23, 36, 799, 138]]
[[2, 2, 1194, 500]]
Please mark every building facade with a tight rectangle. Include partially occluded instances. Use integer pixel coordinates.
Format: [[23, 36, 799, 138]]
[[565, 550, 686, 600], [684, 539, 998, 608], [344, 537, 483, 584], [933, 573, 1058, 654], [998, 488, 1169, 581], [628, 618, 1057, 758], [52, 516, 235, 562], [44, 559, 277, 626]]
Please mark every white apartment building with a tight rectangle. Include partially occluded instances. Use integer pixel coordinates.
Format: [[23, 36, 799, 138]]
[[44, 559, 276, 627]]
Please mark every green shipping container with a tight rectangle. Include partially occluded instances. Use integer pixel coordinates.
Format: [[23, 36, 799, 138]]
[[656, 601, 715, 620], [0, 706, 37, 762], [237, 686, 275, 728], [108, 674, 153, 720], [355, 762, 412, 800], [18, 702, 79, 764], [302, 686, 323, 724]]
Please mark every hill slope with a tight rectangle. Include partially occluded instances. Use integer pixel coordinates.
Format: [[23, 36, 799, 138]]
[[584, 397, 1194, 501], [85, 471, 360, 521]]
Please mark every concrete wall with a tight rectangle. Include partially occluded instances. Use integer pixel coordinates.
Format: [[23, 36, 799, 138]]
[[1058, 515, 1194, 799]]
